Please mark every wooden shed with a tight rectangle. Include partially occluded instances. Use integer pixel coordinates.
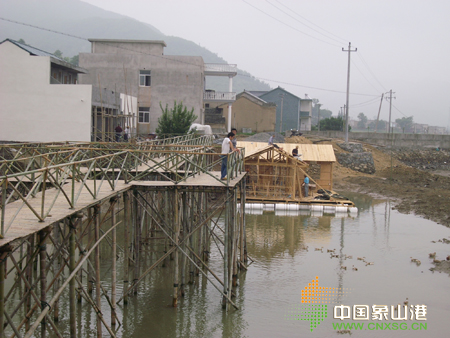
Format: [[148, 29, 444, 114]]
[[242, 145, 309, 202], [238, 142, 351, 205], [238, 142, 336, 190]]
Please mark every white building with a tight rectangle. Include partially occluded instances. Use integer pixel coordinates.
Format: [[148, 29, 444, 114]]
[[0, 39, 92, 142]]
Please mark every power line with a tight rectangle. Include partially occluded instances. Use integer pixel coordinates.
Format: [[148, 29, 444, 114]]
[[0, 16, 379, 98], [241, 0, 341, 47], [265, 0, 345, 45], [274, 0, 348, 44], [351, 60, 383, 94], [236, 72, 379, 96], [350, 96, 381, 108], [357, 52, 387, 92]]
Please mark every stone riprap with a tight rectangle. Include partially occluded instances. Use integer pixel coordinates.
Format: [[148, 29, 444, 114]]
[[337, 142, 364, 153], [336, 152, 376, 174], [336, 142, 375, 174], [390, 148, 450, 171]]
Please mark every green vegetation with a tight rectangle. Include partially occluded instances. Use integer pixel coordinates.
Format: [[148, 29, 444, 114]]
[[53, 50, 79, 66], [357, 112, 368, 129], [156, 101, 197, 138], [395, 116, 414, 133], [319, 116, 348, 131]]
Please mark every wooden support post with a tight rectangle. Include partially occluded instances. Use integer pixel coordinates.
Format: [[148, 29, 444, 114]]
[[94, 204, 102, 338], [69, 216, 78, 338], [163, 190, 169, 267], [110, 197, 117, 326], [123, 191, 130, 305], [232, 190, 238, 287], [88, 208, 94, 294], [53, 223, 61, 322], [180, 192, 186, 296], [240, 180, 247, 265], [172, 188, 179, 307], [0, 252, 6, 338], [39, 229, 49, 338], [222, 189, 230, 309], [133, 189, 139, 295], [25, 234, 34, 331]]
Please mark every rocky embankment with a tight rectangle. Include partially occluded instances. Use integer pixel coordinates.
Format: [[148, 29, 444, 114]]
[[389, 148, 450, 171]]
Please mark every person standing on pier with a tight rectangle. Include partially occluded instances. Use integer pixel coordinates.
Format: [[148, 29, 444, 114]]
[[115, 124, 123, 142], [231, 128, 237, 148], [303, 175, 310, 197], [221, 132, 237, 180]]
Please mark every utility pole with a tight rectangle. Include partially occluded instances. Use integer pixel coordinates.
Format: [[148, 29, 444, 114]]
[[386, 90, 396, 135], [279, 93, 285, 133], [375, 93, 384, 133], [317, 103, 322, 132], [342, 42, 357, 143]]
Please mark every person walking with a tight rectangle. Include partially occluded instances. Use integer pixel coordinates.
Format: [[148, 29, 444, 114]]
[[221, 132, 237, 180], [115, 124, 123, 142]]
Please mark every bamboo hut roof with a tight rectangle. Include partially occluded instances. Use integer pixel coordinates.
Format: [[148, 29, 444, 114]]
[[238, 142, 336, 162]]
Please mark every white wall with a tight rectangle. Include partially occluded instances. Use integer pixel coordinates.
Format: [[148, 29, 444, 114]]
[[0, 41, 92, 142]]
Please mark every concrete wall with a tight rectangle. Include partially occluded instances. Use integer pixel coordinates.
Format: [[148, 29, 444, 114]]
[[79, 42, 204, 133], [219, 95, 276, 133], [0, 41, 92, 142], [302, 131, 450, 148], [91, 40, 165, 55]]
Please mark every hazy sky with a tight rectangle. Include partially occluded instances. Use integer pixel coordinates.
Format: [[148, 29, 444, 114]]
[[81, 0, 450, 127]]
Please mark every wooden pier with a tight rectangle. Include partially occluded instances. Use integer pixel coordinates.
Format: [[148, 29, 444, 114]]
[[0, 135, 248, 337]]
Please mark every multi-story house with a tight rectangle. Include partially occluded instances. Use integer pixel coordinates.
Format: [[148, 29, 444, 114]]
[[79, 39, 236, 135]]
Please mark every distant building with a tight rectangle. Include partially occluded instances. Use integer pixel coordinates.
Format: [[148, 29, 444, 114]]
[[216, 91, 276, 133], [249, 87, 312, 132], [0, 39, 92, 142]]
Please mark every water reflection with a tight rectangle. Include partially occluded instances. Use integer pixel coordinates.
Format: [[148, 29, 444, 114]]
[[32, 192, 449, 337]]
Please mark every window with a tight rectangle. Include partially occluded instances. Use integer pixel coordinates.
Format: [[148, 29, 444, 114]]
[[139, 107, 150, 123], [139, 70, 151, 86]]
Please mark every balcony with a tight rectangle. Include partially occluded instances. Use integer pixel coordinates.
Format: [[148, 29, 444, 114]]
[[204, 63, 237, 76], [204, 91, 236, 102]]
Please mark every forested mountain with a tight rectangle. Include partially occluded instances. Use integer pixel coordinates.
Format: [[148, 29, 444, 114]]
[[0, 0, 270, 92]]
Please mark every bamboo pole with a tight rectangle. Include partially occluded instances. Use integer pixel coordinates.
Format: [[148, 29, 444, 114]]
[[25, 234, 34, 331], [110, 196, 117, 326], [123, 191, 130, 305], [69, 217, 77, 338], [172, 188, 179, 307], [23, 218, 120, 338], [53, 223, 61, 322], [222, 189, 229, 309], [87, 208, 93, 294], [0, 252, 6, 338], [94, 204, 102, 338], [133, 189, 139, 295]]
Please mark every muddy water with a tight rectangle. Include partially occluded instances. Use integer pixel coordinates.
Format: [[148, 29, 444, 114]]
[[47, 193, 450, 337]]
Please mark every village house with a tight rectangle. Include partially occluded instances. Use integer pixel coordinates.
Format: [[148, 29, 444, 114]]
[[0, 39, 92, 142], [79, 39, 237, 135], [248, 87, 312, 133], [215, 90, 276, 133]]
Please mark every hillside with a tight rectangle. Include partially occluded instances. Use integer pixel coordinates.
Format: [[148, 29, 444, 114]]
[[0, 0, 270, 92]]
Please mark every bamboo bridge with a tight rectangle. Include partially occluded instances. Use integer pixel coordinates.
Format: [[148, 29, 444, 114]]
[[0, 135, 248, 338]]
